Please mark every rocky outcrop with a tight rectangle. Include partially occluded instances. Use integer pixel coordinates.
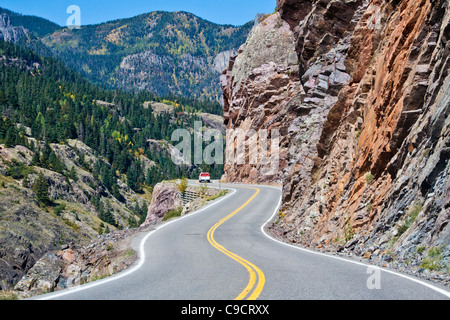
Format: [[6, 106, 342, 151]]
[[0, 139, 149, 291], [13, 227, 145, 299], [221, 12, 303, 183], [143, 181, 226, 225], [0, 13, 28, 43], [223, 0, 450, 283], [143, 181, 184, 225], [117, 48, 241, 101]]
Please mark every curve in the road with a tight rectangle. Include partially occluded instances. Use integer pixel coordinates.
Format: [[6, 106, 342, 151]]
[[38, 185, 239, 300], [35, 182, 450, 300], [207, 186, 265, 300]]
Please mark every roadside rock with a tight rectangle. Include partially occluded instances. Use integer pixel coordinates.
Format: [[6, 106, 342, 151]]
[[142, 181, 184, 225], [225, 0, 450, 286], [13, 227, 147, 299]]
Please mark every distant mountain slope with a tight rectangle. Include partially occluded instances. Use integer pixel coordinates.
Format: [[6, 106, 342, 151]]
[[0, 37, 225, 291], [0, 7, 60, 38], [0, 7, 252, 101]]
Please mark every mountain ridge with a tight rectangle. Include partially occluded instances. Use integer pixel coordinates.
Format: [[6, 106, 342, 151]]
[[0, 7, 253, 101]]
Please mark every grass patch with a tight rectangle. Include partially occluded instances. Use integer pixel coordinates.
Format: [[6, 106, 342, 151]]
[[122, 248, 136, 258], [162, 207, 183, 221], [398, 203, 422, 237], [203, 189, 228, 202], [344, 223, 354, 242], [365, 172, 374, 184], [420, 246, 443, 271], [389, 202, 423, 247], [0, 291, 19, 300], [416, 246, 426, 254], [63, 218, 80, 232], [140, 184, 153, 203]]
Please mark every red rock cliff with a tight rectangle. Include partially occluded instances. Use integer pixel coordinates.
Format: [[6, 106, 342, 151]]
[[223, 0, 450, 280]]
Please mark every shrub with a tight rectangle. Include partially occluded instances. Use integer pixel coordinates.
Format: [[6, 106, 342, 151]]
[[398, 203, 422, 237], [420, 246, 442, 271], [344, 223, 354, 242], [365, 172, 374, 184], [163, 207, 183, 221], [178, 177, 188, 194], [54, 203, 66, 216], [6, 159, 35, 179], [32, 172, 52, 206]]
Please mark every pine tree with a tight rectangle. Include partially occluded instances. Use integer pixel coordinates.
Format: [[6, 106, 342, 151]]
[[31, 149, 41, 166], [32, 172, 51, 206], [5, 127, 15, 147], [126, 162, 141, 193], [68, 166, 78, 181]]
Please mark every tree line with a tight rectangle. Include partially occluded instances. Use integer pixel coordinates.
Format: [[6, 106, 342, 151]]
[[0, 39, 224, 197]]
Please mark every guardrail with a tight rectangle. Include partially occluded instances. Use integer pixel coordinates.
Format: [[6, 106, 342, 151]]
[[182, 190, 199, 204]]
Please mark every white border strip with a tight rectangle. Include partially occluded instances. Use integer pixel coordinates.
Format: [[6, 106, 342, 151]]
[[38, 185, 237, 300]]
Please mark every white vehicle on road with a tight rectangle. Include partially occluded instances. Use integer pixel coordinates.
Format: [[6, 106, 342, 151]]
[[199, 172, 211, 183]]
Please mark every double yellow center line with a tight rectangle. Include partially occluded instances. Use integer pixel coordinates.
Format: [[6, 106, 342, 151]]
[[206, 187, 265, 300]]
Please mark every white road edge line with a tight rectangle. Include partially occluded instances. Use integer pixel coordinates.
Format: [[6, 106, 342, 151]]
[[37, 183, 450, 300], [37, 185, 237, 300], [258, 184, 450, 299]]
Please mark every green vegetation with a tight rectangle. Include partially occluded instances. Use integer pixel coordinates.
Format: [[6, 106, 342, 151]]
[[178, 177, 188, 194], [5, 159, 35, 179], [0, 7, 61, 38], [0, 290, 19, 300], [32, 172, 51, 206], [7, 8, 253, 101], [162, 207, 183, 221], [0, 39, 225, 195], [416, 246, 426, 254], [365, 172, 374, 184], [203, 189, 228, 202], [344, 223, 355, 242], [397, 203, 422, 236], [53, 203, 66, 216], [199, 182, 208, 196], [420, 246, 443, 271], [388, 202, 423, 247]]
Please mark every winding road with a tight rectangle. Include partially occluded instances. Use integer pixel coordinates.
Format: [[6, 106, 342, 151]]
[[35, 182, 450, 300]]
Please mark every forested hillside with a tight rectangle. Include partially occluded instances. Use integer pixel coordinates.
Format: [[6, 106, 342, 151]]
[[0, 8, 252, 101], [0, 38, 226, 291], [0, 39, 224, 186]]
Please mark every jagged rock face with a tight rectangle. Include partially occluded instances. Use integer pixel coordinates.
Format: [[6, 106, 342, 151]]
[[13, 229, 141, 299], [0, 139, 148, 291], [276, 0, 313, 29], [221, 12, 304, 183], [117, 49, 237, 98], [224, 0, 450, 277], [143, 182, 183, 225], [0, 13, 27, 43]]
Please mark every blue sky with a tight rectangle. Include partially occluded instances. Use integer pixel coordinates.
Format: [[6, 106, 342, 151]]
[[1, 0, 276, 26]]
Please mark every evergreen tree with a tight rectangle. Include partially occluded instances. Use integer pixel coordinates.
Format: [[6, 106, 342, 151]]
[[31, 149, 41, 166], [32, 172, 51, 206], [126, 162, 141, 193], [68, 166, 78, 181]]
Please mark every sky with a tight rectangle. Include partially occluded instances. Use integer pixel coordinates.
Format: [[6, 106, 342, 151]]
[[1, 0, 276, 26]]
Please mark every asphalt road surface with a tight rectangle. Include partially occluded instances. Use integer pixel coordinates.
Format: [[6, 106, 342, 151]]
[[34, 182, 450, 300]]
